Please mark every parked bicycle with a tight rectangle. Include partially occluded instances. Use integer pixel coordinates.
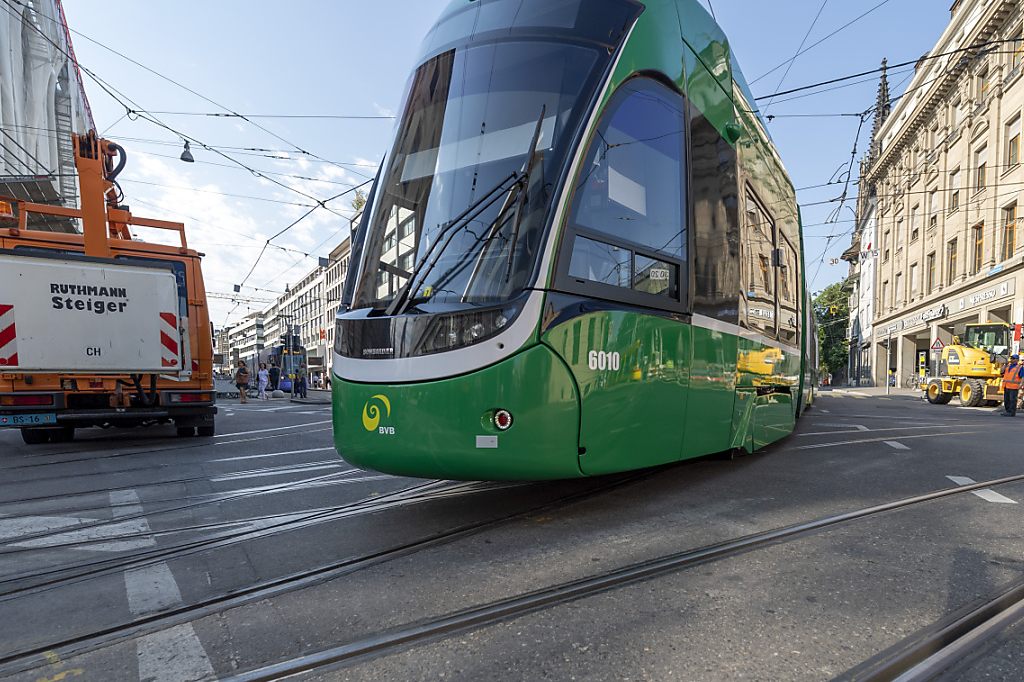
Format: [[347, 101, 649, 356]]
[[905, 374, 922, 390]]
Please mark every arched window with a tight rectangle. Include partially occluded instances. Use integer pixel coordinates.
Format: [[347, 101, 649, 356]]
[[556, 77, 687, 308]]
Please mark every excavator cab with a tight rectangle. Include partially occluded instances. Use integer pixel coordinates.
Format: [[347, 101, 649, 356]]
[[962, 323, 1012, 363]]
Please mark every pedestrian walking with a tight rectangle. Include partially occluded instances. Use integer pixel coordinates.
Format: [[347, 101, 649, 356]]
[[234, 361, 251, 404], [1002, 354, 1024, 416], [257, 363, 270, 400], [269, 363, 281, 391], [297, 363, 308, 399]]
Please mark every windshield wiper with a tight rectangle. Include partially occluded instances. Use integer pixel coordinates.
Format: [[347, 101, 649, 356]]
[[504, 105, 546, 283], [384, 170, 520, 317]]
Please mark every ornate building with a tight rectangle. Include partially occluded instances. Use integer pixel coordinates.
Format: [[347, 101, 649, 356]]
[[859, 0, 1024, 387]]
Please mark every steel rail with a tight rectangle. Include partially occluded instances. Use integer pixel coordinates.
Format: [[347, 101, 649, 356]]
[[0, 478, 459, 594], [219, 472, 1024, 682], [0, 470, 656, 676], [842, 578, 1024, 681]]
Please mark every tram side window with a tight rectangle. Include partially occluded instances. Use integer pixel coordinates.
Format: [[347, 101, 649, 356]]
[[777, 236, 799, 346], [563, 77, 685, 303], [743, 192, 776, 336]]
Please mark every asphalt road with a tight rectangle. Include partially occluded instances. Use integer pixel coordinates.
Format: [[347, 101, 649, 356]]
[[2, 391, 1024, 681]]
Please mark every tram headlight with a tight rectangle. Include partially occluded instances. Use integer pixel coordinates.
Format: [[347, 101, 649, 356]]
[[417, 303, 521, 356]]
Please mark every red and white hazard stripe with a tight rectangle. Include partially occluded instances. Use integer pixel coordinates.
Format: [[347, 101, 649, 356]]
[[160, 312, 179, 368], [0, 304, 18, 367]]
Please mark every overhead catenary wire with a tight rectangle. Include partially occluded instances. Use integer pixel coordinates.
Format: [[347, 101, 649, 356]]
[[760, 0, 830, 117], [0, 0, 375, 310], [749, 0, 894, 86], [13, 0, 377, 182]]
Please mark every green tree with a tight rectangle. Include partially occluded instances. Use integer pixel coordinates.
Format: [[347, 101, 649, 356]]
[[813, 280, 850, 379]]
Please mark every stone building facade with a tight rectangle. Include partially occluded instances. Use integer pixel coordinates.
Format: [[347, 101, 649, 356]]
[[862, 0, 1024, 387]]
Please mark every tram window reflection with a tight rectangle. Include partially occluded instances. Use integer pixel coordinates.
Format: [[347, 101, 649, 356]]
[[570, 78, 686, 261], [569, 236, 630, 288], [634, 255, 676, 297]]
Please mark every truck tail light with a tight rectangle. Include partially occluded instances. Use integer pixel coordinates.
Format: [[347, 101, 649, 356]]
[[0, 394, 54, 406], [168, 392, 212, 403]]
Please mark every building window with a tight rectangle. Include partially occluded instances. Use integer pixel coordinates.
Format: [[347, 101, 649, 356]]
[[896, 217, 905, 248], [928, 190, 938, 231], [947, 238, 958, 285], [976, 145, 988, 191], [909, 262, 919, 299], [881, 280, 889, 310], [972, 223, 984, 274], [1002, 203, 1017, 261], [926, 252, 936, 294], [952, 99, 963, 131], [1014, 30, 1024, 70], [950, 168, 961, 210], [912, 204, 922, 241], [1009, 116, 1022, 168], [894, 272, 903, 306], [978, 69, 990, 100]]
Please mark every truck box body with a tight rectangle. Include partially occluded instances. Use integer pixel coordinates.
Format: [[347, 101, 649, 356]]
[[0, 253, 184, 374]]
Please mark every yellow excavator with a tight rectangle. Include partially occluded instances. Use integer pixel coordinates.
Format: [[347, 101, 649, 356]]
[[923, 322, 1012, 406]]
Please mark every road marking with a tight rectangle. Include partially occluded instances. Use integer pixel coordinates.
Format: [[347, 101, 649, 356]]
[[209, 463, 345, 483], [946, 476, 1018, 504], [0, 491, 155, 551], [120, 489, 217, 681], [213, 420, 331, 438], [884, 441, 910, 450], [820, 409, 830, 413], [795, 431, 979, 450], [211, 447, 335, 463], [799, 424, 955, 437], [136, 623, 216, 682], [125, 561, 182, 616]]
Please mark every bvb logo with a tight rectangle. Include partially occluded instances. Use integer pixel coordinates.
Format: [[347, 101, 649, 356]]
[[361, 394, 392, 432]]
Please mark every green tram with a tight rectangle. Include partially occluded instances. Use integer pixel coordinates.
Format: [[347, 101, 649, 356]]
[[332, 0, 816, 480]]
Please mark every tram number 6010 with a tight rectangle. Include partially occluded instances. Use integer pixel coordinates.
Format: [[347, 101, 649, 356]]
[[587, 350, 621, 371]]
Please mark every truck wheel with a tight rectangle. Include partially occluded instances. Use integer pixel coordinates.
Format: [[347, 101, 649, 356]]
[[959, 379, 985, 407], [197, 425, 215, 437], [926, 382, 952, 405], [20, 429, 50, 445], [176, 426, 196, 437]]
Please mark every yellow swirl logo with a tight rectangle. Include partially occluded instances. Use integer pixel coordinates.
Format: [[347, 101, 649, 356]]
[[361, 394, 391, 432]]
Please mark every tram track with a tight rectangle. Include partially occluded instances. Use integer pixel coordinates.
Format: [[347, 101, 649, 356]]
[[0, 424, 333, 472], [0, 477, 459, 594], [0, 457, 345, 510], [841, 577, 1024, 681], [0, 470, 657, 676], [214, 471, 1024, 682]]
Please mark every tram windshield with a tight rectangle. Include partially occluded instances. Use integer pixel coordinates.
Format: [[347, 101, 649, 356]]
[[350, 0, 636, 314]]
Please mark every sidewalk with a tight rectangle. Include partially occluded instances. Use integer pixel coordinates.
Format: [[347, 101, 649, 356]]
[[823, 386, 920, 398], [290, 388, 332, 405]]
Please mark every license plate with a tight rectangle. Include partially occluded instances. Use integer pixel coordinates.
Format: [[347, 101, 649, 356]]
[[0, 413, 57, 427]]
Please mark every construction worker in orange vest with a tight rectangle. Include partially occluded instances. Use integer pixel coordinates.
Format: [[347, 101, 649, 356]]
[[1002, 353, 1024, 416]]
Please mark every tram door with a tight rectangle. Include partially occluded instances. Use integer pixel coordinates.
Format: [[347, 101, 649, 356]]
[[547, 76, 692, 475]]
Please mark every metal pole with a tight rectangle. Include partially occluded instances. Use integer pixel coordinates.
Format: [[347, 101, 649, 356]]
[[886, 332, 892, 395]]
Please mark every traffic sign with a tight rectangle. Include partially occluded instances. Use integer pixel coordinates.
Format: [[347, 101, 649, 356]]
[[931, 338, 945, 351]]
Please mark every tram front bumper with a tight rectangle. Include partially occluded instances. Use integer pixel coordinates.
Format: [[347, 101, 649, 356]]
[[331, 344, 582, 481]]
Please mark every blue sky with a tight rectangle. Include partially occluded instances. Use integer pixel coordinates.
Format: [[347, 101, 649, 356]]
[[61, 0, 950, 326]]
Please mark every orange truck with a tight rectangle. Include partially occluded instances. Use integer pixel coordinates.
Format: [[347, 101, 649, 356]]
[[0, 132, 216, 444]]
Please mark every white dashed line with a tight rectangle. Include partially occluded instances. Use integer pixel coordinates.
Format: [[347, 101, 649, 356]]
[[883, 440, 909, 450], [795, 431, 979, 450], [946, 476, 1018, 504], [120, 490, 216, 681]]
